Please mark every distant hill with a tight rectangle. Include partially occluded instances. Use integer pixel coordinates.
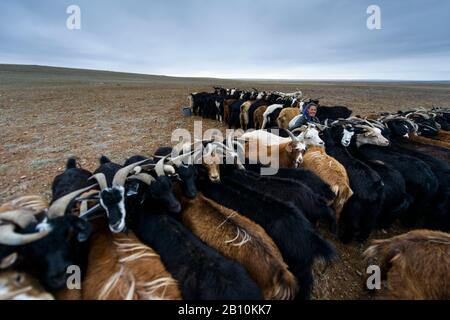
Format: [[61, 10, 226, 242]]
[[0, 64, 449, 89]]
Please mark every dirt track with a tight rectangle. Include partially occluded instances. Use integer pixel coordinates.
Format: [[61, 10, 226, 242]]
[[1, 65, 449, 299]]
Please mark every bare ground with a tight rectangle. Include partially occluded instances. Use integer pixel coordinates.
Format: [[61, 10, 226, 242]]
[[1, 65, 449, 300]]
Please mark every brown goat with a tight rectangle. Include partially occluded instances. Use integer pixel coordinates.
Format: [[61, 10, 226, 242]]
[[254, 106, 268, 129], [364, 230, 450, 300], [223, 99, 236, 124], [57, 219, 182, 300], [277, 108, 300, 129], [179, 192, 298, 300], [435, 130, 450, 143], [301, 146, 353, 220], [243, 138, 307, 169], [240, 101, 253, 130], [0, 271, 54, 300], [410, 134, 450, 149], [0, 253, 54, 300]]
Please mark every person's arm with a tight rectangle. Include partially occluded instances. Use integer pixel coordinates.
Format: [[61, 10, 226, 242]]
[[292, 115, 307, 129]]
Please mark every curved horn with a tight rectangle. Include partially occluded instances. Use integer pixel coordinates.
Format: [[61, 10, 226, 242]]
[[127, 173, 155, 185], [0, 210, 37, 229], [47, 184, 99, 218], [155, 156, 169, 177], [163, 164, 176, 175], [0, 224, 51, 246], [285, 129, 300, 142], [168, 151, 194, 167], [90, 173, 108, 191], [112, 159, 150, 187]]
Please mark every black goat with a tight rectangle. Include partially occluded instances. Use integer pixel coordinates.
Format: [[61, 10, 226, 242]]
[[362, 159, 412, 229], [221, 166, 336, 230], [228, 92, 251, 129], [0, 213, 92, 292], [90, 156, 145, 233], [124, 155, 182, 214], [316, 106, 352, 122], [197, 167, 336, 300], [322, 126, 384, 243], [154, 147, 199, 199], [51, 158, 95, 206], [244, 164, 336, 205], [351, 144, 439, 229]]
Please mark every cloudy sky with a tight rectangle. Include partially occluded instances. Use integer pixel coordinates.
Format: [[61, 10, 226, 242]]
[[1, 0, 449, 80]]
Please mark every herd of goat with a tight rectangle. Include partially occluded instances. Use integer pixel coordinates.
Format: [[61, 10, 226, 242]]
[[1, 86, 450, 301]]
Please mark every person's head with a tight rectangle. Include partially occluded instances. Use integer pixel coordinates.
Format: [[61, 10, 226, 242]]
[[303, 103, 318, 119], [307, 104, 317, 117]]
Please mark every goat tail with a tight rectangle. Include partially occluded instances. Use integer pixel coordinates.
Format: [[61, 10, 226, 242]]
[[66, 158, 77, 169], [363, 238, 397, 268], [271, 268, 298, 300], [334, 184, 354, 207]]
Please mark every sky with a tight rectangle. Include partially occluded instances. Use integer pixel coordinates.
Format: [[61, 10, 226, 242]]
[[0, 0, 449, 80]]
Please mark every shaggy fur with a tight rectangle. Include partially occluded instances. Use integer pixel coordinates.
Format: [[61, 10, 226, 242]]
[[179, 192, 298, 300], [301, 145, 353, 220], [277, 108, 300, 129], [364, 230, 450, 300], [57, 219, 181, 300]]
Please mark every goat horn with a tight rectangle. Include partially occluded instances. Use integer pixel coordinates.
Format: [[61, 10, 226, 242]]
[[127, 173, 155, 185], [0, 224, 51, 246], [155, 156, 172, 177], [47, 184, 99, 218], [285, 129, 299, 142], [168, 152, 194, 167], [0, 210, 38, 229], [89, 173, 108, 191], [113, 159, 150, 187]]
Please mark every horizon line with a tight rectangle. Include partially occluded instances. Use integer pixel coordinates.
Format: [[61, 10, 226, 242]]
[[1, 63, 450, 83]]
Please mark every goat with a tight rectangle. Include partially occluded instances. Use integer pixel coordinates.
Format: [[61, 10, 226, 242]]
[[383, 117, 450, 163], [0, 253, 54, 300], [277, 108, 300, 129], [316, 106, 352, 122], [221, 166, 336, 230], [179, 192, 298, 300], [57, 218, 182, 300], [241, 126, 324, 147], [355, 156, 413, 229], [254, 106, 268, 129], [387, 146, 450, 231], [241, 130, 307, 169], [353, 144, 439, 229], [363, 230, 450, 300], [300, 145, 353, 221], [51, 158, 94, 202], [247, 92, 274, 129], [197, 168, 336, 300], [89, 156, 151, 233], [154, 147, 198, 199], [322, 125, 385, 243], [0, 192, 93, 292], [244, 164, 336, 206]]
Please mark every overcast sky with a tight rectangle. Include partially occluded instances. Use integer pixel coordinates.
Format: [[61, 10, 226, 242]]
[[1, 0, 449, 80]]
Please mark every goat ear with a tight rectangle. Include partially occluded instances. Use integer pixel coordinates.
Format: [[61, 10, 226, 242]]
[[286, 142, 294, 153]]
